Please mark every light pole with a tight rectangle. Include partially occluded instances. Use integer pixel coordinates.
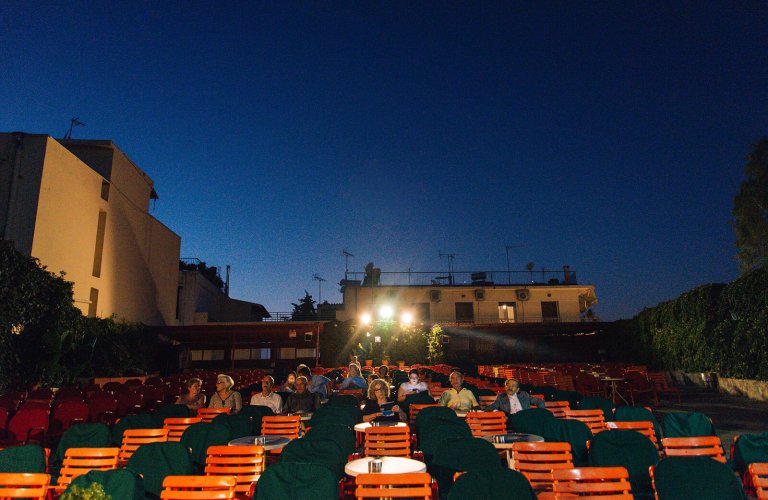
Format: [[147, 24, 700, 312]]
[[312, 274, 326, 303]]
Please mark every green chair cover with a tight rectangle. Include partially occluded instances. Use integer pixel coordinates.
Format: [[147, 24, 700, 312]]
[[478, 388, 497, 397], [530, 386, 556, 401], [508, 408, 555, 436], [733, 432, 768, 472], [0, 444, 47, 473], [541, 418, 593, 466], [179, 422, 231, 473], [280, 438, 345, 480], [662, 412, 716, 437], [126, 441, 193, 498], [415, 406, 459, 434], [399, 390, 435, 416], [552, 389, 582, 409], [304, 423, 356, 457], [653, 456, 746, 500], [240, 405, 274, 434], [578, 397, 615, 421], [448, 468, 537, 500], [418, 417, 472, 461], [326, 394, 359, 407], [111, 413, 159, 446], [615, 406, 663, 446], [589, 429, 658, 498], [64, 468, 145, 500], [431, 436, 503, 497], [211, 413, 253, 441], [308, 405, 359, 428], [152, 404, 191, 427], [255, 461, 338, 500], [51, 423, 112, 477]]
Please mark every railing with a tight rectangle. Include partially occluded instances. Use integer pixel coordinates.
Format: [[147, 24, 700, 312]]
[[342, 269, 578, 287]]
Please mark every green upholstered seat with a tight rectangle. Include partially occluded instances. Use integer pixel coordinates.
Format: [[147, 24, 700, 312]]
[[280, 438, 345, 480], [431, 436, 503, 497], [418, 417, 472, 462], [240, 405, 274, 434], [304, 423, 356, 457], [126, 441, 193, 498], [211, 413, 253, 440], [541, 418, 593, 466], [51, 423, 112, 477], [255, 461, 338, 500], [589, 429, 659, 498], [179, 422, 230, 473], [64, 468, 145, 500], [662, 412, 716, 437], [507, 408, 556, 436], [399, 390, 435, 416], [152, 404, 191, 427], [653, 456, 746, 500], [308, 405, 359, 428], [615, 405, 663, 446], [448, 468, 537, 500], [733, 432, 768, 473], [0, 444, 47, 473], [578, 396, 615, 421]]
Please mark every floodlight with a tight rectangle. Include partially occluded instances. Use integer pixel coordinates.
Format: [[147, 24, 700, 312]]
[[360, 312, 372, 325], [378, 304, 394, 319], [400, 312, 413, 325]]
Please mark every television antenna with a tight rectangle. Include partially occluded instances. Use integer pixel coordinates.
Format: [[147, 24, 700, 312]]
[[439, 252, 456, 285], [64, 117, 85, 139], [312, 274, 327, 303], [342, 249, 354, 280]]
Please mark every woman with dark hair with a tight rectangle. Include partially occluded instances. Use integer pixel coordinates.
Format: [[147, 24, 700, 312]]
[[176, 378, 206, 412], [397, 369, 429, 403]]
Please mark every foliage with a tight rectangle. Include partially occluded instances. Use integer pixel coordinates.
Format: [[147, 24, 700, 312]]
[[60, 482, 111, 500], [733, 137, 768, 273], [319, 320, 428, 367], [609, 266, 768, 380], [424, 324, 445, 365], [179, 259, 224, 289], [291, 290, 317, 321]]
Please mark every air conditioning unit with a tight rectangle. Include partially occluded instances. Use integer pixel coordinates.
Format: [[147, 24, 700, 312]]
[[474, 289, 485, 301], [515, 289, 531, 301], [429, 290, 441, 302]]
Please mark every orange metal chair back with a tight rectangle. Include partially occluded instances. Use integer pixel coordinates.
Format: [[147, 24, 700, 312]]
[[204, 445, 265, 498], [355, 472, 432, 500], [465, 411, 506, 437], [605, 421, 659, 447], [118, 427, 169, 463], [163, 417, 202, 442], [409, 404, 438, 426], [0, 473, 50, 499], [510, 441, 573, 492], [661, 436, 726, 462], [197, 408, 231, 423], [564, 409, 606, 434], [551, 466, 632, 498], [160, 475, 236, 499], [749, 462, 768, 500], [56, 447, 119, 492], [364, 426, 411, 457], [544, 401, 570, 418], [478, 395, 497, 407], [260, 415, 300, 439]]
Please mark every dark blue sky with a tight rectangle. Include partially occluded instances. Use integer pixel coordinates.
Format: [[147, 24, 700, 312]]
[[2, 2, 766, 320]]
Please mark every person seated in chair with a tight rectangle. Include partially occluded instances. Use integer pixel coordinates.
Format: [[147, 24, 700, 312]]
[[484, 378, 545, 415], [284, 376, 320, 414], [438, 371, 480, 412], [250, 375, 283, 414], [362, 378, 400, 422]]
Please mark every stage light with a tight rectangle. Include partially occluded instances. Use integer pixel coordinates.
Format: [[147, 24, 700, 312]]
[[378, 304, 394, 319], [400, 311, 413, 325], [360, 312, 372, 325]]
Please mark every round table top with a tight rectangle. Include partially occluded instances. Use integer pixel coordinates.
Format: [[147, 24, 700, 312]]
[[481, 433, 544, 449], [228, 435, 291, 450], [278, 412, 313, 421], [353, 422, 408, 433], [344, 456, 427, 477]]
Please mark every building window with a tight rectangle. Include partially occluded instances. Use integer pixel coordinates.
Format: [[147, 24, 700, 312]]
[[541, 301, 560, 323], [87, 288, 99, 317], [280, 347, 296, 359], [413, 303, 430, 321], [190, 349, 225, 361], [498, 302, 516, 323], [91, 211, 107, 277], [455, 302, 474, 323], [296, 348, 316, 358], [233, 349, 251, 360], [253, 348, 271, 360], [100, 180, 110, 201]]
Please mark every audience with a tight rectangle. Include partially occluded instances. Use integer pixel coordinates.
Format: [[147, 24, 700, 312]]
[[250, 375, 283, 414], [209, 373, 242, 413], [438, 371, 480, 411]]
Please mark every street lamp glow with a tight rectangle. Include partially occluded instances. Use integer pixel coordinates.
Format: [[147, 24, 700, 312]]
[[360, 312, 372, 325], [400, 311, 413, 325], [378, 304, 394, 320]]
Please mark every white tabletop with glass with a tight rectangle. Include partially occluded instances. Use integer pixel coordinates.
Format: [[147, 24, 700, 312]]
[[344, 456, 427, 477]]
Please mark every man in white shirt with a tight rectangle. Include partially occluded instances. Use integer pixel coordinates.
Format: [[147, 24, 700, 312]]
[[250, 375, 283, 414], [485, 378, 545, 415]]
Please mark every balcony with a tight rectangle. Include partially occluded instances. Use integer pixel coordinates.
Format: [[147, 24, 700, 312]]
[[341, 268, 578, 287]]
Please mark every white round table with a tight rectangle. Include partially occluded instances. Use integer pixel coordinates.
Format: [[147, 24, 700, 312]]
[[481, 433, 544, 449], [228, 435, 291, 451], [344, 456, 427, 477], [353, 422, 408, 433]]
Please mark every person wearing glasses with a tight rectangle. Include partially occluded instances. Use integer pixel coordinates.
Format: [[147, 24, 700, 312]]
[[362, 378, 400, 422], [209, 373, 242, 413]]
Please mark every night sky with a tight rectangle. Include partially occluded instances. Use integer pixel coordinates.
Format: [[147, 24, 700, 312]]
[[2, 2, 766, 320]]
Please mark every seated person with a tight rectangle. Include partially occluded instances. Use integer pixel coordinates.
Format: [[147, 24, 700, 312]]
[[339, 362, 368, 390], [250, 375, 283, 414], [484, 378, 545, 415], [279, 371, 297, 393], [397, 369, 430, 403], [362, 378, 400, 422], [284, 376, 320, 413], [209, 373, 242, 413], [438, 371, 480, 412], [377, 364, 391, 384], [176, 378, 206, 412], [297, 364, 332, 399]]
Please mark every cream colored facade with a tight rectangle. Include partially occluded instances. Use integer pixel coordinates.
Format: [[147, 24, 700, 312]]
[[0, 133, 180, 325], [337, 282, 597, 325]]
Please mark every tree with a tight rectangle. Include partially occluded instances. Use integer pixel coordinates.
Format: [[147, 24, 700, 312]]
[[291, 290, 317, 321], [733, 137, 768, 273]]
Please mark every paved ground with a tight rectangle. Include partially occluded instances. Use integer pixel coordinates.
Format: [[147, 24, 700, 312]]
[[651, 386, 768, 446]]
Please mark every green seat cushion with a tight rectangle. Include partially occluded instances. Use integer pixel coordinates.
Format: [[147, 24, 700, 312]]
[[179, 422, 231, 473], [304, 423, 356, 457], [0, 444, 47, 473], [448, 468, 536, 500], [662, 412, 716, 437], [589, 429, 659, 497], [280, 438, 345, 480], [64, 469, 145, 500], [52, 423, 112, 477], [653, 456, 746, 500], [255, 461, 338, 500], [111, 413, 159, 446], [126, 441, 193, 497], [733, 432, 768, 472]]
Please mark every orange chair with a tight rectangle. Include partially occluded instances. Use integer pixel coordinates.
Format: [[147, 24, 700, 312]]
[[164, 417, 202, 442], [478, 395, 497, 407], [661, 436, 726, 462], [550, 466, 632, 498], [355, 472, 432, 500], [605, 421, 659, 448], [544, 401, 570, 418], [55, 447, 119, 492], [564, 408, 606, 434], [465, 411, 506, 437], [647, 372, 681, 403], [197, 408, 231, 423], [160, 475, 236, 499], [118, 427, 169, 463], [409, 404, 438, 426], [749, 462, 768, 500], [510, 442, 573, 492], [0, 473, 50, 499], [364, 426, 411, 457], [205, 445, 265, 499], [261, 415, 300, 455]]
